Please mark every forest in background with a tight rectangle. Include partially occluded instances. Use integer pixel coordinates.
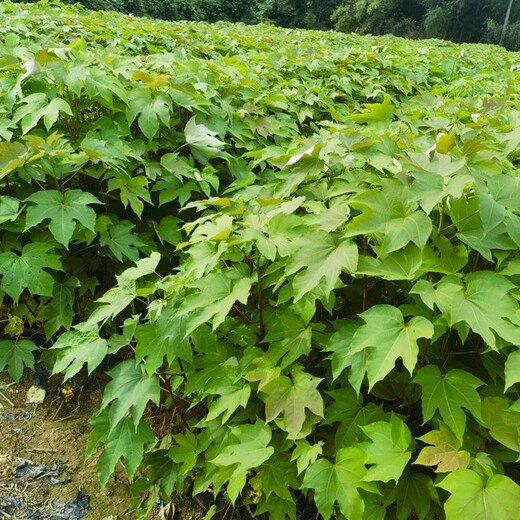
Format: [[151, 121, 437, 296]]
[[15, 0, 520, 50]]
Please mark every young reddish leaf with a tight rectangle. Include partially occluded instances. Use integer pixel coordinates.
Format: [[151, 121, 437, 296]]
[[414, 423, 470, 472], [261, 369, 323, 439]]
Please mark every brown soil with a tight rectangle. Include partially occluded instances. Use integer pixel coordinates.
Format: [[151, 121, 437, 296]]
[[0, 371, 133, 519], [0, 369, 249, 520]]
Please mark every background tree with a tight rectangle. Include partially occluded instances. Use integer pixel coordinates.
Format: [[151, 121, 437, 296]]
[[331, 0, 424, 37]]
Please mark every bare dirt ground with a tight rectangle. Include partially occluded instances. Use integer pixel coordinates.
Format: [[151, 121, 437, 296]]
[[0, 370, 135, 520], [0, 369, 256, 520]]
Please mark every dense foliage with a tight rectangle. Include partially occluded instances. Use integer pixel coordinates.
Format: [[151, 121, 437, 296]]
[[1, 1, 520, 518], [16, 0, 520, 49]]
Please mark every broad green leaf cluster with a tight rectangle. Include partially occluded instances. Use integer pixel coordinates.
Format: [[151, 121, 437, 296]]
[[1, 1, 519, 518]]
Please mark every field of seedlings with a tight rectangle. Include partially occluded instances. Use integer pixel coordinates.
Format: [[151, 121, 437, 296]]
[[1, 1, 520, 518]]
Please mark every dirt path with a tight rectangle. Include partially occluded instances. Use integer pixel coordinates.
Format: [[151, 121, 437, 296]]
[[0, 371, 133, 519]]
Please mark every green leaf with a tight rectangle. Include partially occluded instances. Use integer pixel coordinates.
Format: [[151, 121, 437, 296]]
[[431, 272, 520, 349], [13, 93, 73, 134], [52, 326, 109, 381], [85, 253, 160, 327], [0, 196, 21, 224], [184, 116, 225, 155], [204, 385, 251, 425], [0, 339, 37, 382], [119, 252, 161, 282], [170, 431, 199, 475], [25, 190, 100, 247], [414, 422, 470, 472], [336, 403, 387, 449], [350, 94, 394, 123], [255, 495, 296, 520], [422, 234, 468, 275], [178, 271, 253, 334], [144, 450, 178, 498], [253, 459, 299, 501], [127, 89, 172, 140], [505, 349, 520, 391], [190, 214, 234, 243], [89, 414, 155, 487], [263, 309, 312, 368], [346, 179, 432, 256], [0, 243, 62, 301], [154, 216, 182, 246], [481, 397, 520, 453], [135, 309, 192, 375], [39, 277, 79, 338], [261, 368, 323, 439], [99, 220, 146, 262], [291, 440, 323, 475], [100, 360, 161, 431], [438, 470, 520, 520], [413, 366, 483, 442], [356, 245, 423, 280], [384, 471, 438, 520], [0, 141, 27, 180], [361, 415, 413, 483], [86, 280, 135, 327], [210, 421, 274, 503], [302, 447, 370, 519], [107, 175, 151, 218], [285, 232, 358, 301], [346, 305, 433, 390]]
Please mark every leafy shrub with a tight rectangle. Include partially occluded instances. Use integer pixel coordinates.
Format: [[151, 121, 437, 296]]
[[1, 1, 520, 518]]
